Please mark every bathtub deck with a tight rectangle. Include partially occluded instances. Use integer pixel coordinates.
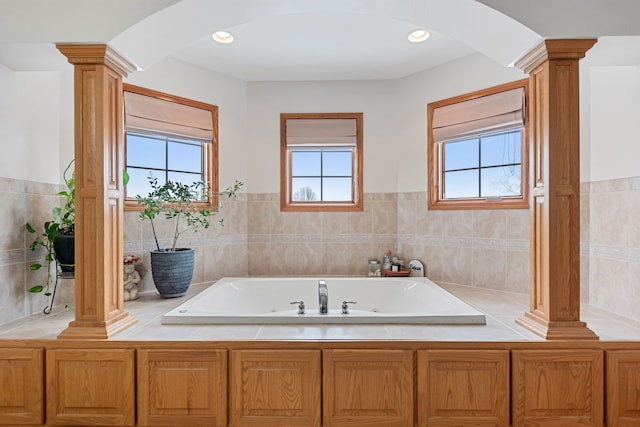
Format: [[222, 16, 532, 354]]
[[2, 281, 640, 341]]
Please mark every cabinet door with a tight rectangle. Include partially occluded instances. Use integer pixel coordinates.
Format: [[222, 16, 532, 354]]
[[138, 349, 227, 426], [606, 350, 640, 427], [231, 349, 321, 427], [512, 349, 603, 427], [46, 349, 135, 426], [323, 349, 413, 427], [417, 349, 509, 427], [0, 348, 43, 425]]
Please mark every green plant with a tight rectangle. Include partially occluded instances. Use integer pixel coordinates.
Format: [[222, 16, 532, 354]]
[[25, 160, 75, 294], [136, 176, 243, 252]]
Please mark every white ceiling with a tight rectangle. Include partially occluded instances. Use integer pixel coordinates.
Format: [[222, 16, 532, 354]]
[[1, 0, 640, 81]]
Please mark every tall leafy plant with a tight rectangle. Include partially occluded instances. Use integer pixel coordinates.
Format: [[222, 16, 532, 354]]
[[25, 160, 75, 294], [136, 176, 243, 252]]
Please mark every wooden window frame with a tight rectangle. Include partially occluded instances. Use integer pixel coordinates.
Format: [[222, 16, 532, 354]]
[[280, 112, 363, 212], [123, 83, 219, 211], [427, 79, 529, 210]]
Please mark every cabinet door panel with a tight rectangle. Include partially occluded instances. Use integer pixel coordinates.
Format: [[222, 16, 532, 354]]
[[323, 349, 413, 427], [138, 349, 227, 426], [231, 349, 321, 427], [607, 350, 640, 427], [0, 348, 43, 425], [512, 349, 603, 427], [417, 349, 509, 427], [46, 349, 135, 426]]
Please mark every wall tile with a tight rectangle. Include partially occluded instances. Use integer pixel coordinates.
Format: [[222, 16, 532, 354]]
[[440, 245, 472, 286], [590, 191, 629, 248], [473, 210, 506, 239], [472, 248, 507, 290], [590, 256, 630, 318]]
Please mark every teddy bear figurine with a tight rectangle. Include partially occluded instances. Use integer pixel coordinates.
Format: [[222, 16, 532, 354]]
[[123, 257, 141, 301]]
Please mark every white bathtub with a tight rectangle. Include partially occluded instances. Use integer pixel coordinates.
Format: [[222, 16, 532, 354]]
[[162, 277, 486, 325]]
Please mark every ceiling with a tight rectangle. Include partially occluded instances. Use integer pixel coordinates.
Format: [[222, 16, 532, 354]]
[[1, 0, 640, 81]]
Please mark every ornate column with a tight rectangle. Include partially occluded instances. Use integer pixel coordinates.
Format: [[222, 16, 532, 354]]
[[56, 44, 137, 339], [516, 39, 598, 340]]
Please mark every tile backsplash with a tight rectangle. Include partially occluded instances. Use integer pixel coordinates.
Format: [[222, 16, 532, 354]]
[[2, 176, 639, 325]]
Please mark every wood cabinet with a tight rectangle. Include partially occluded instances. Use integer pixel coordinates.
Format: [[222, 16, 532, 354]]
[[138, 349, 227, 426], [323, 349, 413, 427], [0, 347, 43, 425], [606, 350, 640, 427], [417, 349, 510, 427], [1, 341, 639, 426], [46, 348, 135, 426], [230, 349, 321, 427], [512, 349, 603, 427]]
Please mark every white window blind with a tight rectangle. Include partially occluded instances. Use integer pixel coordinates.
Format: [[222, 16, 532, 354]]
[[285, 118, 357, 147], [432, 87, 524, 143], [124, 91, 214, 142]]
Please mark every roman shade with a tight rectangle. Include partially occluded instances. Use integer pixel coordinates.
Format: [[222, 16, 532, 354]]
[[124, 91, 214, 142], [286, 118, 357, 147], [432, 87, 524, 143]]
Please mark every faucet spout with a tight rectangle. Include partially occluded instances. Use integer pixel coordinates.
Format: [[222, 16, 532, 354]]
[[318, 280, 328, 314]]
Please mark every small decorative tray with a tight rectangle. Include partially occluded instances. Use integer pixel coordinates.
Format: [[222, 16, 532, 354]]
[[383, 269, 411, 277]]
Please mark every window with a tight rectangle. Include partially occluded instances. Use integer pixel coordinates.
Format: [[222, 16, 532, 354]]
[[281, 113, 363, 211], [428, 79, 529, 210], [123, 84, 218, 209]]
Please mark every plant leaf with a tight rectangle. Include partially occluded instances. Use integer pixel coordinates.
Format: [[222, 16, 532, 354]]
[[28, 285, 44, 293]]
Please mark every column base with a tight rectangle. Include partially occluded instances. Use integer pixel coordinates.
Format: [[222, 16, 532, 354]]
[[516, 311, 599, 340], [57, 312, 137, 340]]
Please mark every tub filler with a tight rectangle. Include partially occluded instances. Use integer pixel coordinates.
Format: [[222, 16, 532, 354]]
[[162, 277, 486, 325]]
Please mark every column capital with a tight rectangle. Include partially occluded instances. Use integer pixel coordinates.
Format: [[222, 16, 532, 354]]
[[57, 43, 137, 77], [515, 39, 597, 73]]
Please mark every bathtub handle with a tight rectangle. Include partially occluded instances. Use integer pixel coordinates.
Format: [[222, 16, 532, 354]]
[[290, 300, 305, 315], [341, 300, 357, 315]]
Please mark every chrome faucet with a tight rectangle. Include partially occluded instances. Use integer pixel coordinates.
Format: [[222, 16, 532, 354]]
[[318, 280, 328, 314]]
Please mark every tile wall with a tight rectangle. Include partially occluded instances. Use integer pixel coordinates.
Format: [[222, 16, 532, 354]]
[[0, 177, 74, 324], [3, 176, 639, 324]]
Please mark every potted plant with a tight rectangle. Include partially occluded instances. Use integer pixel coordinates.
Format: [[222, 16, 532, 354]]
[[25, 160, 75, 294], [136, 176, 243, 297]]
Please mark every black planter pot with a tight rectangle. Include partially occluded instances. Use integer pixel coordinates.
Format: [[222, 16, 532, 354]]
[[150, 248, 195, 298], [53, 234, 75, 273]]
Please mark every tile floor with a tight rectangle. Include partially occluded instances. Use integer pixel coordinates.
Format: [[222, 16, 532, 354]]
[[2, 281, 640, 342]]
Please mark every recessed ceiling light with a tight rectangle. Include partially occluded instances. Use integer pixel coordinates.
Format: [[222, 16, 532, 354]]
[[408, 29, 430, 43], [212, 31, 234, 44]]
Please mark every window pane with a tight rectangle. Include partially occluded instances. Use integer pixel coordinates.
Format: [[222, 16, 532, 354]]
[[481, 165, 521, 197], [444, 170, 479, 198], [292, 151, 321, 176], [292, 178, 321, 201], [168, 140, 202, 173], [322, 151, 352, 176], [126, 133, 166, 169], [168, 171, 202, 186], [481, 130, 521, 167], [443, 138, 479, 171], [126, 168, 162, 198], [323, 178, 352, 201]]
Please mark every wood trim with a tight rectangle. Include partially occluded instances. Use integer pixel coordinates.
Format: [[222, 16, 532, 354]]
[[280, 112, 364, 212], [122, 83, 219, 211], [427, 78, 530, 211]]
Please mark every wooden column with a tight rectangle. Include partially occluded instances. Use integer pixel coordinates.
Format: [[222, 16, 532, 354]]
[[56, 44, 137, 339], [516, 39, 598, 340]]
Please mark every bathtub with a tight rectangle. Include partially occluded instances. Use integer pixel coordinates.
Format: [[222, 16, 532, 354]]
[[162, 277, 486, 325]]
